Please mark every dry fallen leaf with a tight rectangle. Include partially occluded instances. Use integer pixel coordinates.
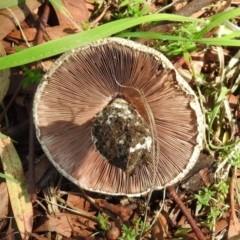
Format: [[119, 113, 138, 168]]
[[0, 182, 10, 231], [228, 210, 240, 240], [34, 213, 72, 237], [0, 0, 44, 41], [7, 24, 81, 42], [215, 219, 228, 235], [65, 194, 97, 233], [96, 199, 133, 222], [0, 136, 33, 239], [0, 41, 10, 103], [152, 212, 170, 239], [53, 0, 90, 26]]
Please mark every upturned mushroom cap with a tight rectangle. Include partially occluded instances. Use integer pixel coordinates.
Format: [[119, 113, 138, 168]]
[[33, 37, 204, 196]]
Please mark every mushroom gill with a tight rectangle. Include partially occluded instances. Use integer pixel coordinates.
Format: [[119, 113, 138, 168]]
[[33, 37, 204, 196]]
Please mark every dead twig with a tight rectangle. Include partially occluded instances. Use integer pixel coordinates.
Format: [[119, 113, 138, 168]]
[[167, 186, 207, 240], [90, 5, 110, 28], [96, 199, 136, 222], [35, 0, 50, 45], [29, 0, 50, 202]]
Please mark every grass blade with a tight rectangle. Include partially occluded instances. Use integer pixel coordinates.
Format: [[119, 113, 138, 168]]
[[207, 87, 237, 149], [118, 31, 240, 47], [0, 14, 203, 70], [0, 0, 27, 8], [191, 38, 240, 46], [195, 8, 240, 38], [118, 32, 188, 41]]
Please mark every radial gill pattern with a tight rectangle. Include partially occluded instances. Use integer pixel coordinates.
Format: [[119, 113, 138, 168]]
[[33, 37, 204, 196]]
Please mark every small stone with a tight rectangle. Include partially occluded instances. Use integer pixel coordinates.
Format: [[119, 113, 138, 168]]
[[91, 97, 152, 174], [106, 226, 120, 240]]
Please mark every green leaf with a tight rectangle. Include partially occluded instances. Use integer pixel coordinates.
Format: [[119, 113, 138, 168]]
[[120, 0, 129, 7], [193, 38, 240, 46], [217, 32, 240, 40], [0, 0, 27, 8], [207, 87, 238, 149], [195, 8, 240, 38], [174, 228, 191, 237], [208, 87, 228, 131], [0, 133, 8, 139], [118, 31, 240, 47], [0, 14, 203, 70], [0, 172, 26, 185]]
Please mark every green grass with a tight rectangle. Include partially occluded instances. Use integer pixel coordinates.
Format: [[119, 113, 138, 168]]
[[0, 14, 204, 70]]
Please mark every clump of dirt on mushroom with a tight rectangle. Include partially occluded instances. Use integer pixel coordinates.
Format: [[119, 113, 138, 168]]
[[91, 97, 152, 174]]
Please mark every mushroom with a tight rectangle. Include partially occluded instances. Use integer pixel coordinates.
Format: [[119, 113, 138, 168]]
[[33, 37, 204, 196]]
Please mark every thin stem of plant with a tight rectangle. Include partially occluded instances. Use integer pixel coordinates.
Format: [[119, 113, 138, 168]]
[[39, 196, 98, 222], [113, 77, 159, 239], [6, 7, 31, 48], [155, 0, 183, 13], [90, 5, 110, 28]]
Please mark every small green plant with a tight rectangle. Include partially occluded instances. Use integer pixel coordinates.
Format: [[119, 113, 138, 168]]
[[227, 146, 240, 169], [215, 181, 229, 197], [118, 8, 240, 57], [119, 224, 138, 240], [22, 66, 42, 88], [118, 0, 149, 18], [119, 218, 150, 240], [97, 212, 110, 231], [195, 181, 229, 229], [159, 21, 199, 56], [81, 20, 91, 31], [195, 187, 215, 211]]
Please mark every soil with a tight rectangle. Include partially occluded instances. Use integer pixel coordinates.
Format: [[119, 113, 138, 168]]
[[91, 97, 152, 174]]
